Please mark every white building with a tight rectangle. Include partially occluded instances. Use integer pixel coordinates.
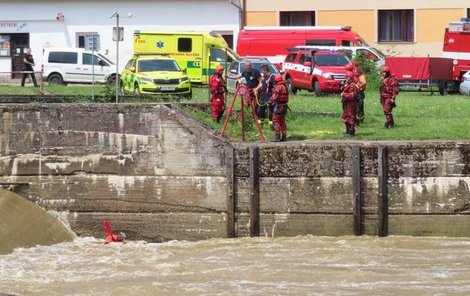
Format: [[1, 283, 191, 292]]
[[0, 0, 241, 76]]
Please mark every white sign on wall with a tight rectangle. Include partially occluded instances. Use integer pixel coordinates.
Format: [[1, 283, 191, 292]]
[[0, 22, 28, 32]]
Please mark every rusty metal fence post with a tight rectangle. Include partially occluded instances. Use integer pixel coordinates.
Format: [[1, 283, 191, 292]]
[[378, 146, 389, 237], [352, 146, 363, 236], [249, 146, 260, 237], [226, 146, 236, 238]]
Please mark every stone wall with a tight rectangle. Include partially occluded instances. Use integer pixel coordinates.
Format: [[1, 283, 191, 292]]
[[0, 104, 230, 241], [233, 142, 470, 237], [1, 103, 469, 240]]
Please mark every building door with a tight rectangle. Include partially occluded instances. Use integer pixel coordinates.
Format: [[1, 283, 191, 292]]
[[10, 33, 29, 78]]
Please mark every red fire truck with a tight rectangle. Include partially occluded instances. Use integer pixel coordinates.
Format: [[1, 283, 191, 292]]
[[386, 18, 470, 95], [236, 26, 368, 67], [442, 18, 470, 82]]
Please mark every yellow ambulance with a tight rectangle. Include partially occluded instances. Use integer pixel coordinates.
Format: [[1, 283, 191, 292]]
[[133, 30, 238, 84]]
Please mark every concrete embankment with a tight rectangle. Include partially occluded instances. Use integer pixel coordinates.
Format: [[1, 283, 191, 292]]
[[0, 103, 469, 243]]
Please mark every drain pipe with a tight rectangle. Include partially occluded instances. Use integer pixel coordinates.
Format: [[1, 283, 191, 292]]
[[229, 0, 245, 28]]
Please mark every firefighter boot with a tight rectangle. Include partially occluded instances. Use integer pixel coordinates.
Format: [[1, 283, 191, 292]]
[[347, 129, 356, 137], [280, 134, 287, 142], [343, 123, 350, 135], [271, 134, 281, 142]]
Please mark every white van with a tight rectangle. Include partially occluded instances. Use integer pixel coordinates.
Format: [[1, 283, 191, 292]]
[[293, 45, 386, 67], [42, 48, 116, 84]]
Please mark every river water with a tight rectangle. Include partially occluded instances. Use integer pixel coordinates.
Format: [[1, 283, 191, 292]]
[[1, 235, 470, 295]]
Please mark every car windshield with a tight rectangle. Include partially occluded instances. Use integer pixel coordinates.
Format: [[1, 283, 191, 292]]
[[372, 47, 386, 59], [138, 59, 181, 72], [314, 54, 350, 66], [240, 62, 279, 74], [356, 37, 370, 47]]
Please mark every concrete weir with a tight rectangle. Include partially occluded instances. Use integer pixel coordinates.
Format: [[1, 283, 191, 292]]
[[0, 103, 470, 246]]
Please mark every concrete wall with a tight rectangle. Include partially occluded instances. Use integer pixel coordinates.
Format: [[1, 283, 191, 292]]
[[233, 142, 470, 237], [0, 104, 231, 241], [0, 104, 469, 240]]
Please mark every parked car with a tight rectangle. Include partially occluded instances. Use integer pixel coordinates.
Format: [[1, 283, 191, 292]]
[[292, 45, 386, 68], [283, 48, 350, 96], [459, 71, 470, 96], [120, 54, 191, 98], [42, 48, 116, 85], [226, 57, 280, 93]]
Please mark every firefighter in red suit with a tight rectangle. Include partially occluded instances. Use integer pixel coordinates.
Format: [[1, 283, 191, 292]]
[[209, 66, 226, 122], [380, 66, 399, 128], [268, 74, 289, 142], [341, 71, 359, 136]]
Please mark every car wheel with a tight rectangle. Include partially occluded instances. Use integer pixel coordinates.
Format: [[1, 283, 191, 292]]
[[314, 80, 322, 96], [134, 84, 141, 95], [286, 78, 297, 95], [183, 89, 192, 100], [107, 75, 117, 85], [48, 73, 63, 85]]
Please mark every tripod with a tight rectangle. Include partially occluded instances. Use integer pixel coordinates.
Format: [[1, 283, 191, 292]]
[[220, 84, 266, 142]]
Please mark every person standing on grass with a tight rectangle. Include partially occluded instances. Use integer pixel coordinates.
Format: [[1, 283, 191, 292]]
[[21, 48, 38, 87], [254, 65, 275, 130], [353, 61, 367, 125], [268, 74, 289, 142], [209, 66, 226, 123], [379, 66, 399, 128], [227, 60, 261, 106], [341, 71, 359, 137]]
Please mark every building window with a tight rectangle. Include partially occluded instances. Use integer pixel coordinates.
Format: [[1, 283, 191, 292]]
[[467, 8, 470, 18], [378, 10, 414, 42], [280, 11, 315, 26], [77, 33, 100, 51], [0, 34, 11, 56]]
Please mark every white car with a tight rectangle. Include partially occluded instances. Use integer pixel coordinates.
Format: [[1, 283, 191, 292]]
[[226, 58, 279, 93], [459, 71, 470, 96], [42, 48, 116, 85]]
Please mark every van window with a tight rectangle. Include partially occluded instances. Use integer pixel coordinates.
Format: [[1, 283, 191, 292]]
[[285, 53, 297, 62], [306, 40, 335, 46], [83, 53, 108, 66], [314, 54, 349, 66], [48, 52, 78, 64], [229, 61, 238, 71], [298, 54, 312, 65], [341, 40, 354, 46], [356, 49, 378, 61], [178, 38, 192, 52], [210, 48, 228, 62]]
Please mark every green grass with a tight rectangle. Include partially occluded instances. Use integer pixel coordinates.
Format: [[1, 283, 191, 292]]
[[188, 87, 470, 141], [0, 84, 468, 141]]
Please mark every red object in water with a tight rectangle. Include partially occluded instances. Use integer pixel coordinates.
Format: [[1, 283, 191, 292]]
[[103, 220, 113, 236]]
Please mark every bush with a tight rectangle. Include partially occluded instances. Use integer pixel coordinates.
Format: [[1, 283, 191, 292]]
[[353, 54, 381, 90]]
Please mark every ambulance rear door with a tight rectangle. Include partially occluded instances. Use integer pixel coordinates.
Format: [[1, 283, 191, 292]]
[[177, 35, 203, 83]]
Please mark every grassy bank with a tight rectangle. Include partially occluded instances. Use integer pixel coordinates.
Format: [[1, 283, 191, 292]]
[[0, 84, 469, 141], [188, 87, 470, 141]]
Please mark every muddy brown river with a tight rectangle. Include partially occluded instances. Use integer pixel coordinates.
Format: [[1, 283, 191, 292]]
[[1, 235, 470, 295]]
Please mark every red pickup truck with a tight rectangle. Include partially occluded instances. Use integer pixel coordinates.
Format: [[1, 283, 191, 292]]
[[283, 49, 350, 95]]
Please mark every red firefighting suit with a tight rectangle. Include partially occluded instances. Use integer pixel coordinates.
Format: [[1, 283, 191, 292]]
[[209, 73, 226, 122], [269, 78, 289, 141], [341, 76, 359, 136], [380, 72, 398, 128]]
